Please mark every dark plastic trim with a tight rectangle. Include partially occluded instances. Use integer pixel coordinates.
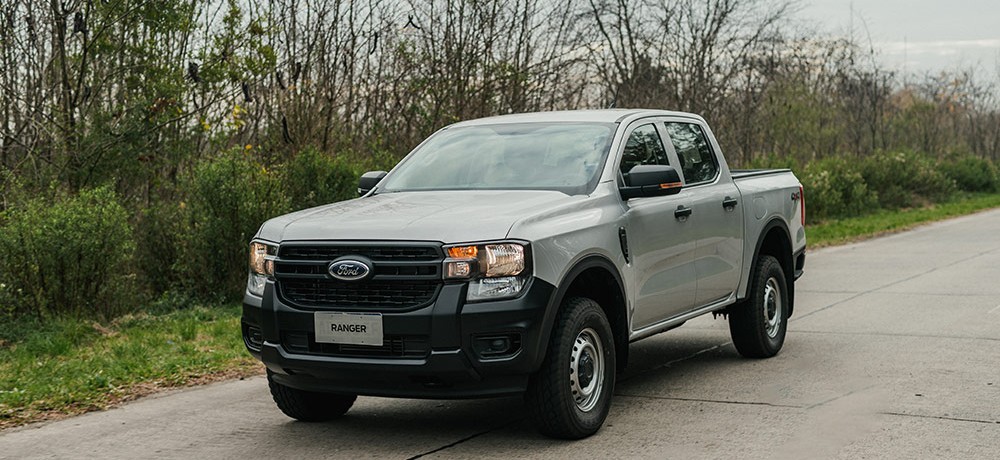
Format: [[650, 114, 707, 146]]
[[745, 218, 797, 317]]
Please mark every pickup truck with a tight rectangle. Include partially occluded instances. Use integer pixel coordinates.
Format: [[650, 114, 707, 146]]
[[242, 109, 806, 439]]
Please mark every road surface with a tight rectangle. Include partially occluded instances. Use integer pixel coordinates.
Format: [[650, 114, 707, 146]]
[[3, 209, 1000, 459]]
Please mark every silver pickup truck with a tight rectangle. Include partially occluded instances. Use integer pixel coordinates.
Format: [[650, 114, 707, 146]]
[[243, 109, 806, 439]]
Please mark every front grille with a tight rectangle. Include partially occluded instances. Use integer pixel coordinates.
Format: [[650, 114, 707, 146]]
[[282, 332, 430, 358], [279, 279, 440, 308], [274, 242, 444, 310], [279, 245, 439, 261]]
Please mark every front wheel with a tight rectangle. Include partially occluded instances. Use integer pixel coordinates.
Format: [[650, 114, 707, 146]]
[[525, 297, 616, 439], [267, 371, 357, 422], [728, 255, 788, 358]]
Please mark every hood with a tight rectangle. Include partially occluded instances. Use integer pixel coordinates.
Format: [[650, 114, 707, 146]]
[[256, 190, 580, 244]]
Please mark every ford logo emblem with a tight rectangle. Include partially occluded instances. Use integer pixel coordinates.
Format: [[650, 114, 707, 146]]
[[328, 259, 371, 281]]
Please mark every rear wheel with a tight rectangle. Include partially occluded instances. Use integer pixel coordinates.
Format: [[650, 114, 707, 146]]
[[728, 255, 788, 358], [525, 297, 616, 439], [267, 371, 357, 422]]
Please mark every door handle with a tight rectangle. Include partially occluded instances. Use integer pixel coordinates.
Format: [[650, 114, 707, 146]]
[[722, 196, 738, 209], [674, 205, 692, 220]]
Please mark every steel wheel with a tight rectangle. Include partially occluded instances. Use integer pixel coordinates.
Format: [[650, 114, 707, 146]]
[[728, 255, 788, 358], [526, 297, 616, 439], [763, 277, 782, 339], [569, 327, 605, 412]]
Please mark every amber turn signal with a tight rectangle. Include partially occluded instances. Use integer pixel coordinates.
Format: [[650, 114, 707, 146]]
[[448, 246, 478, 258]]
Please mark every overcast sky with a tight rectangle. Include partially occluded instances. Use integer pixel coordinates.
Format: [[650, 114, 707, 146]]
[[797, 0, 1000, 77]]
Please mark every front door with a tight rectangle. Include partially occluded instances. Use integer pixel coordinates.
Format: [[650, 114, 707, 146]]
[[619, 122, 699, 330]]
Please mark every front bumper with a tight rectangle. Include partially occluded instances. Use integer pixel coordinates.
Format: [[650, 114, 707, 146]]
[[242, 277, 555, 398]]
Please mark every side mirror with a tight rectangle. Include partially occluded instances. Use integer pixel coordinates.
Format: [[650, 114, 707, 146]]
[[358, 170, 388, 196], [619, 165, 683, 200]]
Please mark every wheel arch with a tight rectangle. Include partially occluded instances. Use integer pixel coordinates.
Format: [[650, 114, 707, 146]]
[[539, 254, 629, 372], [747, 218, 796, 317]]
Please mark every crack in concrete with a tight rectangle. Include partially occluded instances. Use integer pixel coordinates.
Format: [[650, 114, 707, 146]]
[[881, 411, 1000, 425], [803, 385, 877, 410], [793, 271, 934, 321], [797, 290, 860, 294], [615, 393, 802, 409], [793, 245, 1000, 321], [406, 419, 521, 459], [790, 329, 1000, 342], [800, 290, 998, 298], [875, 291, 1000, 298]]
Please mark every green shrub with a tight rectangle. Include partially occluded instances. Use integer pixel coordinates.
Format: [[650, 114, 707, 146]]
[[283, 147, 361, 210], [0, 186, 136, 319], [858, 151, 956, 209], [177, 149, 290, 300], [801, 157, 878, 222], [939, 155, 999, 192], [134, 200, 186, 296]]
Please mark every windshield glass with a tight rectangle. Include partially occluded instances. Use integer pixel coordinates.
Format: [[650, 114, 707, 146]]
[[379, 122, 616, 195]]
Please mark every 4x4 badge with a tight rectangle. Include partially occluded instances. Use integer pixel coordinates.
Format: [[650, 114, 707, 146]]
[[328, 259, 371, 281]]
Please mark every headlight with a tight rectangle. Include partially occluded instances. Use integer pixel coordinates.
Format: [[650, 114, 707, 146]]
[[444, 242, 530, 301], [247, 241, 276, 296], [468, 276, 526, 300]]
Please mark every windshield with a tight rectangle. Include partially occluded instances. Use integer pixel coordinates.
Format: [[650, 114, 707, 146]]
[[379, 122, 616, 195]]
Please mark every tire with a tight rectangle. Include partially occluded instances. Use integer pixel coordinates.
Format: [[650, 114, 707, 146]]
[[267, 371, 357, 422], [525, 297, 616, 439], [728, 255, 788, 358]]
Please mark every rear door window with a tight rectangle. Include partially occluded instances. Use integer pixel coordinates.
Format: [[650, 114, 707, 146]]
[[664, 122, 719, 184]]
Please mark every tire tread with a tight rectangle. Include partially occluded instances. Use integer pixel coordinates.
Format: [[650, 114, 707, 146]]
[[268, 372, 356, 422], [729, 255, 787, 359], [525, 297, 615, 439]]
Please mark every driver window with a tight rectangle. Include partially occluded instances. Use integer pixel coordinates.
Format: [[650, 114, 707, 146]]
[[619, 123, 670, 186]]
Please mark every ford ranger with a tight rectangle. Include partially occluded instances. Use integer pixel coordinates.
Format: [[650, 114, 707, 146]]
[[242, 109, 806, 439]]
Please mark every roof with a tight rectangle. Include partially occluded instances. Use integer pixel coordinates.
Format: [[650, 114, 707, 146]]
[[449, 109, 705, 127]]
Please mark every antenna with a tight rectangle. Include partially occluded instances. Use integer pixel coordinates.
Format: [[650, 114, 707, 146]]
[[608, 88, 619, 109]]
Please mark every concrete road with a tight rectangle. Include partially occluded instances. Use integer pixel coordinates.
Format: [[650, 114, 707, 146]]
[[3, 210, 1000, 459]]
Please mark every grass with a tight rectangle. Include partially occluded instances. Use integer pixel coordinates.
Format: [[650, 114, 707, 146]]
[[0, 304, 260, 429], [807, 192, 1000, 247]]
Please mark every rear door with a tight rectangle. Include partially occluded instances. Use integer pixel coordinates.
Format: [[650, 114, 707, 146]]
[[663, 120, 744, 306], [619, 121, 698, 330]]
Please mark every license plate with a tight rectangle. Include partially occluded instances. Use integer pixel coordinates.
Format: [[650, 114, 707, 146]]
[[314, 312, 383, 346]]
